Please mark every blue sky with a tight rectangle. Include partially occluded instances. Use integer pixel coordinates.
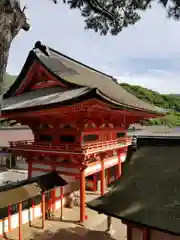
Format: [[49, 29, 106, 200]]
[[7, 0, 180, 94]]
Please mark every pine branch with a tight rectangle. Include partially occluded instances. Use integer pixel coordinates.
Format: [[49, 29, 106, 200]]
[[85, 0, 115, 21]]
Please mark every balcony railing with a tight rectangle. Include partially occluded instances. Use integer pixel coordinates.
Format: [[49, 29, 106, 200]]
[[9, 137, 132, 154]]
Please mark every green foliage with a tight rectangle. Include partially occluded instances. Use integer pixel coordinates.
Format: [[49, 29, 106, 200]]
[[56, 0, 180, 35], [121, 83, 180, 126], [3, 73, 16, 92]]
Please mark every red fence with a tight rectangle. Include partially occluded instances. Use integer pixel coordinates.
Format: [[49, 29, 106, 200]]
[[9, 137, 132, 153]]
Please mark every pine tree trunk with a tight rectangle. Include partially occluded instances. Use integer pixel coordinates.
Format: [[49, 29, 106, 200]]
[[0, 44, 11, 95], [0, 2, 30, 98], [0, 11, 12, 96]]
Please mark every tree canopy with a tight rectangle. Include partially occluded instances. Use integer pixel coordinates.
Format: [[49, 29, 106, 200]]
[[58, 0, 180, 35], [0, 0, 178, 95]]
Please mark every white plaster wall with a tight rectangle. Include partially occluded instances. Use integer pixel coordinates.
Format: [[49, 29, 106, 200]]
[[31, 170, 47, 178], [0, 163, 70, 235], [53, 175, 80, 197], [11, 213, 19, 230], [132, 228, 143, 240], [0, 197, 65, 235], [16, 161, 28, 170], [55, 166, 80, 174], [150, 229, 180, 240], [0, 208, 34, 234], [32, 162, 52, 177], [32, 163, 51, 170]]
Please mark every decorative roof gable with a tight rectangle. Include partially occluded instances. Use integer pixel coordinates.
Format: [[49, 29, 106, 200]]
[[3, 41, 166, 115]]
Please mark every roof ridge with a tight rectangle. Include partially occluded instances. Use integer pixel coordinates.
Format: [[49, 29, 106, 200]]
[[33, 41, 115, 80]]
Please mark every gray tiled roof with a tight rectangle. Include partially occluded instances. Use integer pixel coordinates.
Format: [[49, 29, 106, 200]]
[[87, 146, 180, 235], [33, 47, 163, 113], [2, 86, 92, 111], [3, 42, 166, 114], [0, 171, 67, 207]]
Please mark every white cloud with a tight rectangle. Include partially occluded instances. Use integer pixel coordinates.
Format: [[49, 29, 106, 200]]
[[7, 0, 180, 93]]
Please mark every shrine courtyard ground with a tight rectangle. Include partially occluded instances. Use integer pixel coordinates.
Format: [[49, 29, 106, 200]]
[[3, 192, 127, 240]]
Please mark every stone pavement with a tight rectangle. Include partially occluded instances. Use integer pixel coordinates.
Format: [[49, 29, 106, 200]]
[[2, 206, 126, 240]]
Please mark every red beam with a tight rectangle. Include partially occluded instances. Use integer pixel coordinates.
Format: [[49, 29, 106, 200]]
[[39, 65, 66, 87], [2, 98, 161, 121], [32, 167, 80, 177], [32, 159, 83, 168], [16, 63, 37, 96]]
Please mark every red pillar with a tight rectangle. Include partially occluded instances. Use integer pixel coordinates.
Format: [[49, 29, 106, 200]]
[[127, 225, 132, 240], [51, 158, 56, 213], [28, 159, 32, 179], [42, 192, 45, 229], [117, 151, 122, 179], [51, 189, 56, 213], [60, 186, 64, 220], [8, 206, 11, 232], [32, 199, 35, 220], [18, 202, 22, 240], [93, 174, 97, 191], [80, 169, 85, 223], [100, 159, 105, 196], [143, 228, 150, 240], [107, 168, 110, 185]]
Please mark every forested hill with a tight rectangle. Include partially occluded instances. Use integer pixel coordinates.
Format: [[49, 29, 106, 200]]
[[121, 83, 180, 126], [121, 83, 180, 111]]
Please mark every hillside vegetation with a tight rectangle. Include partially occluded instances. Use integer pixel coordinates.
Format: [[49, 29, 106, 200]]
[[121, 83, 180, 126], [3, 73, 16, 92], [2, 74, 180, 126]]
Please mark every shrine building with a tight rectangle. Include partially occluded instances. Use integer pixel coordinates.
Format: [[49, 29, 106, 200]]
[[87, 142, 180, 240], [1, 41, 164, 225]]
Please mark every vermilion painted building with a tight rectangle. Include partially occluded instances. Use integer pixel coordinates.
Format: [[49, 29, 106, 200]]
[[1, 41, 164, 225], [87, 143, 180, 240]]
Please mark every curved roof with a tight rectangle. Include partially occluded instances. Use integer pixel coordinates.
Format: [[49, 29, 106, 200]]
[[2, 86, 95, 112], [4, 42, 165, 114]]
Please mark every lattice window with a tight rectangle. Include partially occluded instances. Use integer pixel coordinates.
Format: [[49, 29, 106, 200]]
[[0, 207, 8, 219], [87, 157, 96, 164], [116, 132, 125, 138], [59, 135, 75, 143], [64, 124, 72, 128], [39, 135, 53, 142], [11, 204, 18, 214], [83, 134, 98, 142], [22, 199, 31, 210]]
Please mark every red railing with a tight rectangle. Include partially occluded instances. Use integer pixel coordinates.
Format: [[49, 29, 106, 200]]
[[9, 137, 132, 153]]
